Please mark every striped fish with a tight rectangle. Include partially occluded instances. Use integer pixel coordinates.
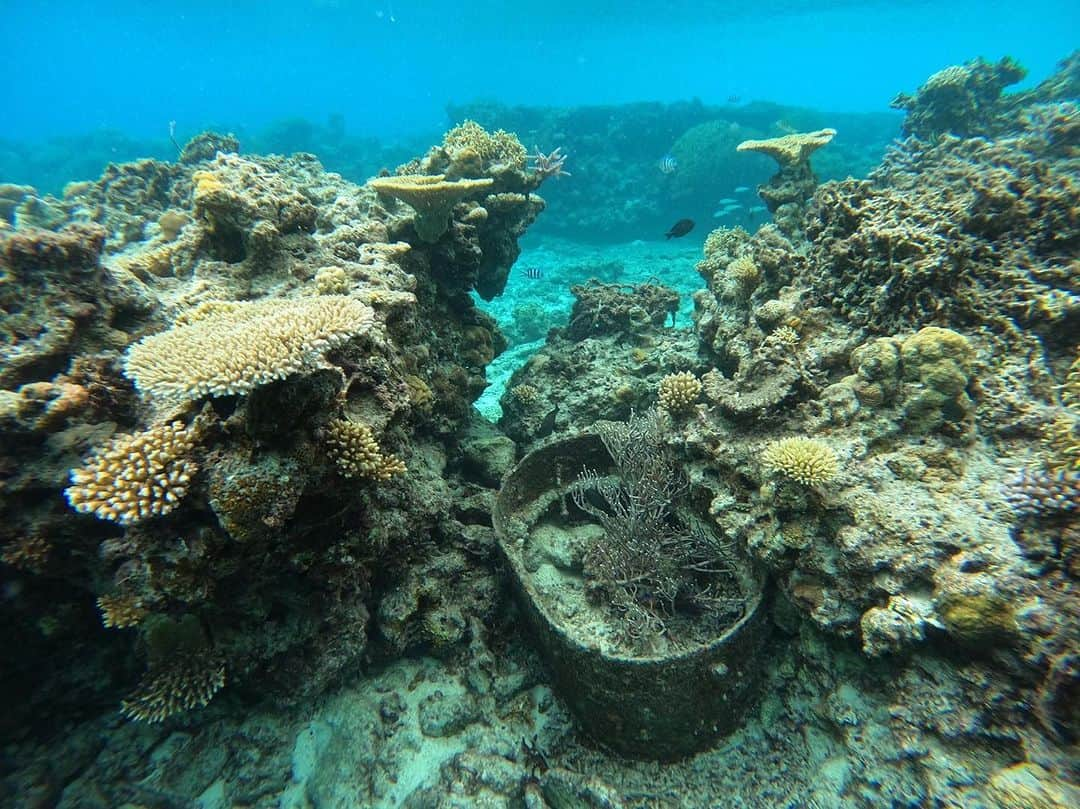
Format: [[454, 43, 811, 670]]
[[657, 154, 678, 175], [524, 267, 543, 279]]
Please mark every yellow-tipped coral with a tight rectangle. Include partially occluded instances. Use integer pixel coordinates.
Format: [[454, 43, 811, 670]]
[[124, 296, 374, 401], [370, 174, 494, 242], [120, 654, 226, 723], [65, 421, 198, 525], [762, 437, 839, 486], [324, 418, 407, 480], [97, 594, 148, 629], [657, 372, 702, 414]]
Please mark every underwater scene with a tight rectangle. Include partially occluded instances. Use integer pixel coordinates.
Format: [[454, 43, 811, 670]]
[[1, 1, 1079, 807]]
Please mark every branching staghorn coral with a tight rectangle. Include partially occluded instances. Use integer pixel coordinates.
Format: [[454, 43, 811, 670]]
[[443, 120, 527, 169], [65, 421, 198, 525], [123, 296, 375, 400]]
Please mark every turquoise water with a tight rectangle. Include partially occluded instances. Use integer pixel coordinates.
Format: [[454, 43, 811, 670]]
[[2, 2, 1078, 807], [3, 1, 1076, 179]]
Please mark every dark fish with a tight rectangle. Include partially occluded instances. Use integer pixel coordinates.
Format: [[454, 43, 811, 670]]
[[536, 405, 558, 438], [665, 218, 695, 239], [524, 267, 543, 279], [727, 94, 741, 104]]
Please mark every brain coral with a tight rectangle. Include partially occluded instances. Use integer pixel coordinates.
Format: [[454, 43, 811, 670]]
[[124, 296, 374, 400], [762, 437, 840, 486], [65, 421, 198, 524]]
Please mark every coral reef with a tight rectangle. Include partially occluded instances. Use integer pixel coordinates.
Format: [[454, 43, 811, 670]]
[[0, 121, 544, 747], [448, 98, 900, 241], [1, 54, 1079, 809]]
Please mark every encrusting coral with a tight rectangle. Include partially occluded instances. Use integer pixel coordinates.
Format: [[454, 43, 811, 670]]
[[760, 437, 840, 486], [324, 418, 407, 480], [657, 371, 702, 414], [65, 421, 198, 525], [123, 296, 375, 400], [369, 174, 494, 243]]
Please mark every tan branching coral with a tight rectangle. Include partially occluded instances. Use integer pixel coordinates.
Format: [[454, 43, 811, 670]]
[[314, 266, 350, 294], [369, 174, 494, 242], [658, 372, 702, 414], [66, 421, 198, 525], [736, 129, 837, 168], [1044, 414, 1080, 473], [1063, 349, 1080, 410], [762, 437, 839, 486], [120, 653, 226, 723], [767, 325, 801, 349], [124, 296, 374, 400], [443, 120, 527, 169], [324, 418, 407, 480], [510, 383, 539, 405], [97, 594, 148, 629], [1, 535, 51, 573]]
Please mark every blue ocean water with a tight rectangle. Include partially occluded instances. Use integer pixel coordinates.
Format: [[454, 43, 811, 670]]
[[3, 1, 1077, 150]]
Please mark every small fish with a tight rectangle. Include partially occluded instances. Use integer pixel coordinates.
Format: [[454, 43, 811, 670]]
[[523, 267, 543, 279], [734, 186, 750, 193], [749, 205, 767, 213], [665, 218, 695, 239], [657, 154, 678, 174], [727, 95, 741, 104], [716, 197, 738, 205]]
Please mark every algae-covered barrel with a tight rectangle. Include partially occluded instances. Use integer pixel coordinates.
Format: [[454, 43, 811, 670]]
[[493, 433, 769, 760]]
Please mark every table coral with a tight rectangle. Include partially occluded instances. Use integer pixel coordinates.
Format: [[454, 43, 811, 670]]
[[737, 128, 836, 217], [123, 296, 375, 400], [370, 174, 494, 243]]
